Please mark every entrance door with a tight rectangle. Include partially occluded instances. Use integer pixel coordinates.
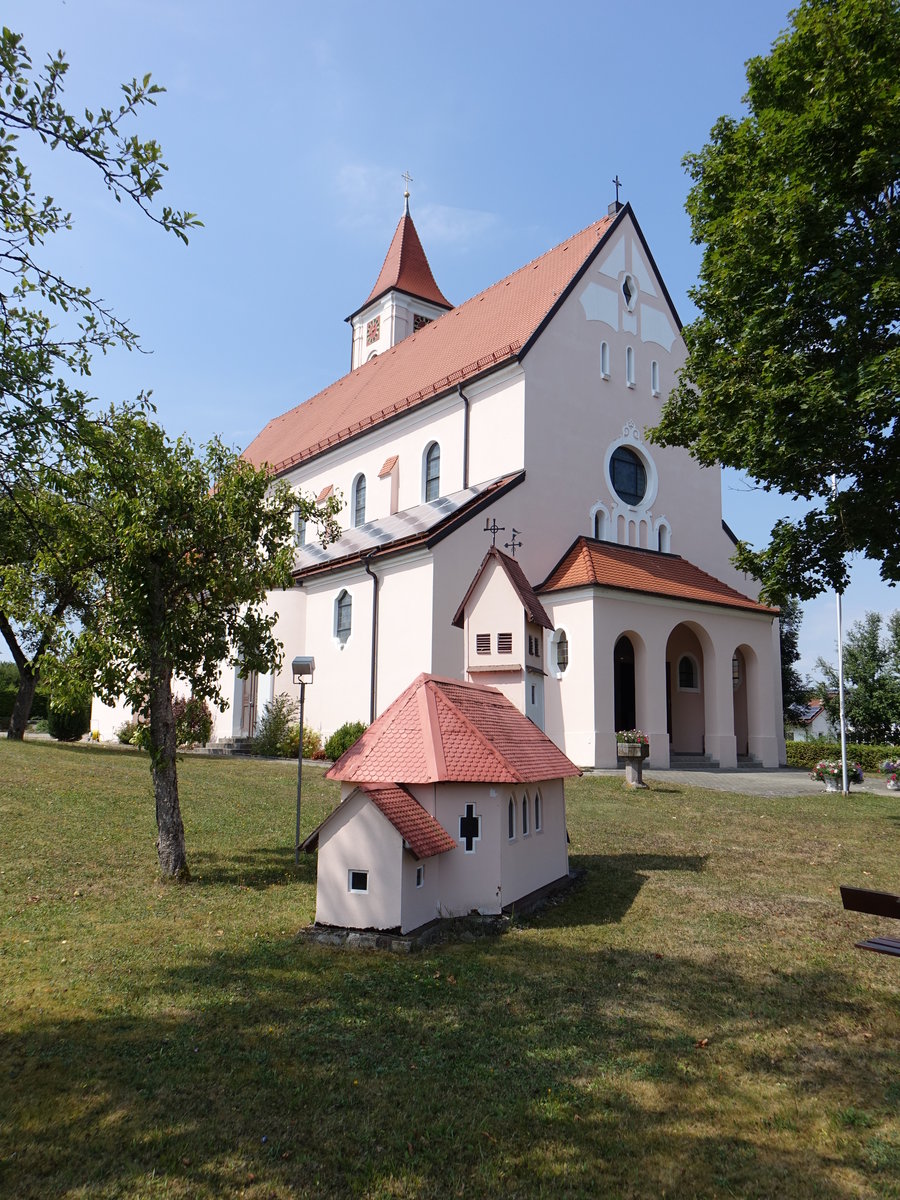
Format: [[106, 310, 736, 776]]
[[614, 636, 636, 732], [240, 671, 259, 738]]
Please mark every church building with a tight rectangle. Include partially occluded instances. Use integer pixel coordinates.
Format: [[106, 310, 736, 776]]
[[93, 190, 787, 770]]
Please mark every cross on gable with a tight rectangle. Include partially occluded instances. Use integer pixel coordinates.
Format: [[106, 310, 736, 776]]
[[613, 174, 622, 204], [458, 803, 481, 853], [484, 516, 505, 548]]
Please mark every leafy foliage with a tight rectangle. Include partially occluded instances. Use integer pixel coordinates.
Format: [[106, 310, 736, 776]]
[[784, 739, 898, 771], [172, 695, 213, 748], [651, 0, 900, 603], [253, 693, 299, 758], [324, 720, 368, 762], [779, 597, 810, 724], [816, 611, 900, 743], [47, 703, 90, 742]]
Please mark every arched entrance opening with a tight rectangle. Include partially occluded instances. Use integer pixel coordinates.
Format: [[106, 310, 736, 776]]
[[614, 635, 636, 732], [665, 624, 705, 754]]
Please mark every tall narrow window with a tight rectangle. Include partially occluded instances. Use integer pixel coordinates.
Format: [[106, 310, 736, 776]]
[[293, 508, 306, 546], [534, 790, 542, 831], [600, 341, 610, 378], [522, 794, 529, 836], [556, 630, 568, 674], [626, 346, 635, 387], [508, 796, 515, 840], [677, 655, 698, 691], [352, 475, 366, 527], [651, 359, 660, 395], [335, 590, 352, 645], [424, 442, 441, 501]]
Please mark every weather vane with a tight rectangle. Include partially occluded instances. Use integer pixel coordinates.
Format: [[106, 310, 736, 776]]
[[484, 517, 505, 548], [504, 529, 523, 558]]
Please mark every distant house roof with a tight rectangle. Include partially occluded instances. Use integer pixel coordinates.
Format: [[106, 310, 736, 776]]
[[452, 546, 553, 630], [538, 537, 778, 615], [293, 471, 524, 580], [350, 208, 453, 319], [242, 211, 623, 476], [301, 782, 457, 860], [327, 673, 581, 785]]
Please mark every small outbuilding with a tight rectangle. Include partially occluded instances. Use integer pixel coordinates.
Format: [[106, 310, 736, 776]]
[[302, 673, 581, 934]]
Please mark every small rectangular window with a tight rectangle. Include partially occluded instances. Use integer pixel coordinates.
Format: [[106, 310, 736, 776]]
[[415, 865, 424, 888], [348, 869, 368, 893], [497, 633, 512, 654], [476, 633, 490, 655]]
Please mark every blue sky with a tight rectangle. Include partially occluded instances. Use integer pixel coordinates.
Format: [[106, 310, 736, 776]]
[[4, 0, 895, 678]]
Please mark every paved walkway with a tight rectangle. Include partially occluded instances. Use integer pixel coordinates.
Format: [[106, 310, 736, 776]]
[[585, 766, 894, 797]]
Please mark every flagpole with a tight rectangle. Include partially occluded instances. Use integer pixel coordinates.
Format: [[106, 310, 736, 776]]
[[832, 474, 849, 796]]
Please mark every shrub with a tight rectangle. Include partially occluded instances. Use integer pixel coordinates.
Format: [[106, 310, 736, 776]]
[[284, 724, 325, 760], [325, 720, 367, 762], [116, 719, 140, 745], [253, 693, 298, 757], [172, 695, 213, 747], [786, 740, 898, 772], [47, 705, 91, 742]]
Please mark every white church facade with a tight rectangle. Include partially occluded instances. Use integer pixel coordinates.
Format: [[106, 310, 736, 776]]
[[93, 195, 787, 770]]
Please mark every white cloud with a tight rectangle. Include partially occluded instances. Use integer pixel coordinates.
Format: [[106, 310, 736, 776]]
[[416, 203, 499, 250]]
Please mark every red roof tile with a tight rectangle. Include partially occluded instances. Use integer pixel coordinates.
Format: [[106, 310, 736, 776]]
[[360, 783, 456, 859], [452, 546, 553, 630], [538, 538, 778, 614], [358, 209, 452, 314], [242, 215, 616, 476], [327, 673, 580, 785]]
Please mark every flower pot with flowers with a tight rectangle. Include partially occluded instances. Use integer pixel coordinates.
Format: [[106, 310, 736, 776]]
[[616, 729, 650, 787], [881, 760, 900, 791], [809, 760, 864, 791]]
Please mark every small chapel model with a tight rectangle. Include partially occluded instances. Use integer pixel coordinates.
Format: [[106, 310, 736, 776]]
[[92, 184, 787, 771], [302, 673, 580, 934]]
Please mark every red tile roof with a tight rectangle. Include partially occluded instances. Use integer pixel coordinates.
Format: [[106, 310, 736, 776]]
[[538, 538, 778, 614], [316, 484, 333, 503], [378, 454, 399, 478], [452, 546, 553, 630], [242, 215, 617, 476], [357, 209, 452, 314], [360, 783, 456, 859], [327, 673, 580, 785]]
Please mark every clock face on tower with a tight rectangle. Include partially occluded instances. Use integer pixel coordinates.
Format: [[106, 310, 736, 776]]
[[366, 316, 380, 346]]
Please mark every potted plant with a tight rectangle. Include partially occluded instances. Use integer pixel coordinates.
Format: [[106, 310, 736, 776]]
[[809, 760, 864, 792], [881, 759, 900, 791], [616, 729, 649, 787]]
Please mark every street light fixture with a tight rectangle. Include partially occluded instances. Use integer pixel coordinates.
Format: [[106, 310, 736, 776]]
[[292, 656, 315, 864]]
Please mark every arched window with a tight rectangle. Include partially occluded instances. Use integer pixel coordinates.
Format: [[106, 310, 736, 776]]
[[600, 341, 610, 378], [424, 442, 440, 502], [555, 630, 569, 674], [335, 590, 352, 645], [293, 507, 306, 547], [534, 790, 542, 832], [657, 522, 671, 553], [625, 346, 635, 387], [677, 654, 699, 691], [522, 794, 529, 836], [651, 359, 660, 395], [508, 796, 515, 840], [352, 475, 366, 527]]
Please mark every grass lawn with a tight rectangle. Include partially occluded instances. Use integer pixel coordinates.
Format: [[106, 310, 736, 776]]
[[1, 741, 898, 1199]]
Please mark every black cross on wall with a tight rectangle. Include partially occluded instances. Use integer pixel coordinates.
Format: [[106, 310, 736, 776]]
[[459, 803, 481, 853]]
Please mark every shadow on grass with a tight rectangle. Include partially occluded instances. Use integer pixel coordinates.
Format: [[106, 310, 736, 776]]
[[2, 933, 893, 1200], [534, 852, 707, 928], [190, 846, 318, 889]]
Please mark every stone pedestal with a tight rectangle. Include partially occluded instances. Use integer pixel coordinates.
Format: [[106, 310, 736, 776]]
[[618, 742, 649, 788]]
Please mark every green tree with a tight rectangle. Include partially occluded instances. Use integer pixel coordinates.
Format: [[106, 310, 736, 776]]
[[816, 611, 900, 743], [651, 0, 900, 604], [779, 596, 810, 724], [54, 413, 340, 879]]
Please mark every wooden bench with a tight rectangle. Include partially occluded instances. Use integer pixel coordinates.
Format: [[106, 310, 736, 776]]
[[839, 886, 900, 957]]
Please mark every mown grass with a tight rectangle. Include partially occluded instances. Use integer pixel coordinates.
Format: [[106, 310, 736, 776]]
[[1, 741, 898, 1199]]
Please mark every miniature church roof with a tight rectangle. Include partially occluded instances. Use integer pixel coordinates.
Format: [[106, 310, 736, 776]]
[[301, 782, 457, 859], [327, 673, 580, 785], [242, 210, 624, 476], [350, 207, 453, 319], [451, 546, 554, 631], [538, 537, 779, 614]]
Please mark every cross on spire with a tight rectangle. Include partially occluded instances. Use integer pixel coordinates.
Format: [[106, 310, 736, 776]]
[[504, 528, 523, 557], [484, 516, 505, 548], [612, 174, 622, 204], [401, 170, 413, 213]]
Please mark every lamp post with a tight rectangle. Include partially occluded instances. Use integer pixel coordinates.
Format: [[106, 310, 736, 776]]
[[292, 656, 315, 865]]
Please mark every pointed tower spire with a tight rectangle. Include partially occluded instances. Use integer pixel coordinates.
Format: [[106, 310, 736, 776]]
[[347, 182, 453, 369]]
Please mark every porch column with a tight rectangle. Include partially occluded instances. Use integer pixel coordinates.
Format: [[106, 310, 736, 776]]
[[635, 628, 670, 769], [746, 633, 782, 768], [703, 641, 737, 769]]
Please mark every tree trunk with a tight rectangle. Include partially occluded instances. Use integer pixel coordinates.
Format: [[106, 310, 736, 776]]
[[148, 662, 190, 881], [7, 668, 37, 741]]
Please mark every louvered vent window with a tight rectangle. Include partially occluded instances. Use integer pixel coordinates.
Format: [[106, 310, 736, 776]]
[[498, 633, 513, 654], [476, 634, 490, 655]]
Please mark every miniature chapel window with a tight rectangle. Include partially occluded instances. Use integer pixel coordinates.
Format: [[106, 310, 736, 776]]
[[534, 790, 542, 832], [508, 796, 516, 840], [352, 474, 366, 527], [522, 794, 529, 836], [335, 590, 352, 645], [424, 442, 441, 502]]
